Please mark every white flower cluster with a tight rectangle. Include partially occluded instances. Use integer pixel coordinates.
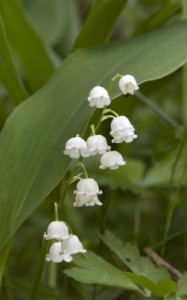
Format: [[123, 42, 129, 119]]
[[44, 221, 86, 263], [63, 74, 139, 207]]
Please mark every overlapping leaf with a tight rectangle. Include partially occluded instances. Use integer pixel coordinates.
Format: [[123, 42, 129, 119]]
[[64, 251, 140, 291], [72, 0, 127, 50]]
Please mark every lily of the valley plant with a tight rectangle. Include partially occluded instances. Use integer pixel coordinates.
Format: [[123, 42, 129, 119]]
[[45, 74, 138, 263]]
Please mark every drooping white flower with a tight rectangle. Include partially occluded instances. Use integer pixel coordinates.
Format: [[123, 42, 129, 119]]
[[64, 136, 88, 159], [46, 242, 72, 263], [62, 234, 86, 256], [44, 221, 69, 240], [87, 135, 111, 156], [110, 116, 137, 143], [88, 86, 111, 108], [100, 151, 126, 170], [74, 178, 103, 207], [119, 75, 139, 95]]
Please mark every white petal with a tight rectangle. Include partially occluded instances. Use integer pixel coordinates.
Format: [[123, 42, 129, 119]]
[[110, 116, 137, 143], [88, 86, 111, 109], [44, 221, 69, 240], [87, 135, 110, 156], [64, 137, 88, 159], [74, 178, 102, 195], [119, 75, 139, 95], [100, 151, 126, 170], [62, 235, 86, 255], [74, 178, 103, 207], [46, 242, 64, 263]]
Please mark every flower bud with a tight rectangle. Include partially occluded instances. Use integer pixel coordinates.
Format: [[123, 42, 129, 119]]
[[74, 178, 102, 207], [44, 221, 69, 240], [87, 135, 110, 156], [88, 86, 111, 108], [62, 234, 86, 255], [110, 116, 137, 143], [119, 75, 139, 95], [64, 136, 88, 159], [100, 151, 126, 170], [46, 242, 72, 263]]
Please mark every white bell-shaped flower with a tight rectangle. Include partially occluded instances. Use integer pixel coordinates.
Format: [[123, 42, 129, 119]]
[[46, 242, 73, 263], [64, 136, 88, 159], [100, 151, 126, 170], [110, 116, 137, 143], [88, 86, 111, 108], [44, 221, 69, 240], [74, 178, 103, 207], [62, 234, 86, 255], [87, 135, 111, 156], [119, 75, 139, 95]]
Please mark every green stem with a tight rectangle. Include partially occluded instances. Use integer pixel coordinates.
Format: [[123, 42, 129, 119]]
[[183, 65, 187, 126], [108, 73, 122, 95], [4, 268, 14, 300], [161, 138, 186, 255], [135, 91, 180, 129], [58, 171, 77, 208], [90, 124, 96, 135], [182, 1, 187, 124], [133, 201, 141, 245], [154, 229, 187, 249], [77, 162, 88, 178], [29, 240, 49, 300], [48, 262, 57, 300], [103, 108, 119, 117], [182, 0, 187, 18], [95, 108, 106, 133], [54, 203, 58, 221]]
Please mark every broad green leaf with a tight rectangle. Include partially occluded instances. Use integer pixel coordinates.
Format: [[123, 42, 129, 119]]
[[125, 273, 176, 297], [0, 0, 55, 92], [21, 0, 68, 45], [0, 97, 8, 128], [165, 294, 183, 300], [131, 296, 160, 300], [64, 251, 140, 292], [0, 239, 12, 287], [22, 0, 81, 56], [0, 16, 28, 103], [0, 22, 187, 250], [102, 231, 169, 282], [176, 272, 187, 297], [72, 0, 127, 50], [143, 143, 187, 187], [157, 279, 177, 297], [125, 273, 157, 296]]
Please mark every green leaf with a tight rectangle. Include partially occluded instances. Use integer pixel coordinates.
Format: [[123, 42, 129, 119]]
[[157, 279, 177, 297], [102, 231, 177, 296], [143, 143, 187, 187], [125, 273, 176, 297], [0, 21, 187, 250], [102, 231, 169, 282], [72, 0, 127, 50], [0, 16, 28, 103], [0, 239, 13, 287], [0, 0, 55, 92], [0, 97, 8, 128], [64, 251, 140, 292], [22, 0, 81, 56], [164, 294, 183, 300], [21, 0, 68, 46], [176, 272, 187, 297]]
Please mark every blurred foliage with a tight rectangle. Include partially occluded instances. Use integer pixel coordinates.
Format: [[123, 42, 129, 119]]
[[0, 0, 187, 299]]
